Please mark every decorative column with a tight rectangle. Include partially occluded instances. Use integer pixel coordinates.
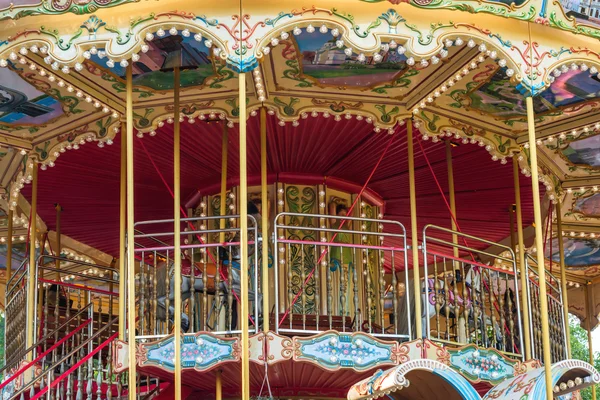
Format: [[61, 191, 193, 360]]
[[6, 209, 13, 281], [126, 63, 137, 400], [119, 121, 127, 340], [513, 157, 531, 360], [525, 95, 553, 400], [407, 119, 422, 339], [260, 107, 270, 332], [586, 283, 597, 400], [239, 72, 250, 400], [220, 124, 228, 244], [555, 201, 571, 358], [26, 162, 38, 360], [173, 66, 182, 400]]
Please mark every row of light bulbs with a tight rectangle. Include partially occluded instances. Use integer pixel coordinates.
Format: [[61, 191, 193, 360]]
[[533, 122, 600, 147], [414, 45, 516, 116], [416, 128, 557, 202], [2, 51, 120, 210], [0, 49, 119, 118], [565, 186, 599, 195], [60, 249, 95, 264], [553, 376, 586, 393], [414, 52, 492, 115]]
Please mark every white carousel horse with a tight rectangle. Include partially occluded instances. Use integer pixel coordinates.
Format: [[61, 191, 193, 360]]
[[155, 204, 263, 332], [399, 264, 518, 349]]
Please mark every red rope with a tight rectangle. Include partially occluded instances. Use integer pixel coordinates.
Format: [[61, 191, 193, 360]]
[[415, 134, 520, 354], [0, 319, 92, 391], [30, 332, 119, 400], [278, 131, 397, 327], [137, 138, 254, 326]]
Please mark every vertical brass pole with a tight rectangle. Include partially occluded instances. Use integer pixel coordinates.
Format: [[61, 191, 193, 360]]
[[126, 63, 137, 400], [220, 125, 228, 243], [55, 204, 62, 274], [513, 157, 531, 360], [26, 162, 38, 361], [173, 66, 182, 400], [119, 121, 127, 340], [587, 284, 597, 399], [260, 107, 269, 332], [556, 201, 570, 358], [6, 209, 13, 282], [239, 72, 250, 400], [525, 96, 553, 399], [407, 119, 422, 338], [445, 141, 458, 257], [215, 369, 222, 400], [509, 206, 516, 253]]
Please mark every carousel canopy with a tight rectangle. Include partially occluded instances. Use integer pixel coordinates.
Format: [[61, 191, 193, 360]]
[[0, 0, 599, 322]]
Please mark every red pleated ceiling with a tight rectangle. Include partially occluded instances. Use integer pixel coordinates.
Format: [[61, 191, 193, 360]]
[[21, 114, 541, 261]]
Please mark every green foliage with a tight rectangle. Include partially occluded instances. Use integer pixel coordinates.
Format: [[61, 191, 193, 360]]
[[569, 315, 600, 400]]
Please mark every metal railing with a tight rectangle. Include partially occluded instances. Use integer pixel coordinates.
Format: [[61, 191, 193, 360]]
[[5, 258, 29, 371], [132, 215, 260, 339], [422, 225, 524, 359], [525, 253, 568, 363], [274, 212, 410, 340]]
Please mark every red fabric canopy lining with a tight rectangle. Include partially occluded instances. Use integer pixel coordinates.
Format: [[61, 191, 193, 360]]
[[21, 114, 541, 263]]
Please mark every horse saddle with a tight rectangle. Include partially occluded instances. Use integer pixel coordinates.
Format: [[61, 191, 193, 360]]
[[181, 259, 220, 292]]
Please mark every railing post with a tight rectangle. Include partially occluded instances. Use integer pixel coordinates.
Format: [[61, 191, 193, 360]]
[[525, 95, 553, 400], [513, 157, 531, 360]]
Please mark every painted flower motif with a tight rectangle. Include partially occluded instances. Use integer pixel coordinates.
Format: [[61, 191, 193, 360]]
[[314, 337, 380, 365], [464, 350, 506, 376]]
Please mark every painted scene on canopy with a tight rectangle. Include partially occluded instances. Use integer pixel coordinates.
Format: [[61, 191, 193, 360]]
[[0, 67, 64, 125], [468, 68, 600, 119]]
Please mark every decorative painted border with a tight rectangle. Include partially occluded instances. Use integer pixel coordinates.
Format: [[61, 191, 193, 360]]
[[136, 332, 240, 372], [0, 0, 136, 20], [292, 330, 400, 371]]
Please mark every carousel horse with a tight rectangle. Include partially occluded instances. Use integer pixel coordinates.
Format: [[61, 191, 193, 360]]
[[398, 263, 510, 344], [155, 202, 263, 332]]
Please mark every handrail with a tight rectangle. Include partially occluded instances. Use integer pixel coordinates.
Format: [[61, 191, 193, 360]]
[[0, 303, 93, 376], [30, 330, 119, 400], [423, 224, 516, 254], [133, 214, 257, 227], [38, 278, 119, 297], [6, 259, 28, 296], [10, 316, 119, 400], [0, 318, 92, 391], [38, 263, 118, 284], [426, 249, 516, 276], [38, 255, 117, 275]]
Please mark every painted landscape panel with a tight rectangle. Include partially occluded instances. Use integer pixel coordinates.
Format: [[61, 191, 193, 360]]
[[0, 68, 63, 125], [92, 35, 215, 91], [295, 30, 408, 87], [574, 193, 600, 215], [469, 69, 600, 119], [546, 237, 600, 268], [563, 134, 600, 168]]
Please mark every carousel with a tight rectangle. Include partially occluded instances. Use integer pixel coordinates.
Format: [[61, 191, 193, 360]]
[[1, 0, 600, 399]]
